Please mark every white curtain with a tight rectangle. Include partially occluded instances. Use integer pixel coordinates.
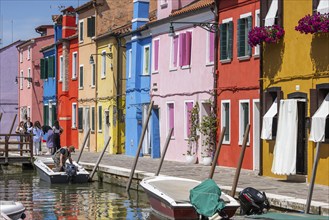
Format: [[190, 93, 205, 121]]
[[271, 99, 298, 175], [261, 98, 277, 140], [265, 0, 278, 26], [309, 93, 329, 142], [317, 0, 329, 14]]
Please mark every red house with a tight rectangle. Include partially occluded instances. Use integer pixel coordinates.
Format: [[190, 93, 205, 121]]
[[56, 7, 79, 148], [217, 0, 260, 170]]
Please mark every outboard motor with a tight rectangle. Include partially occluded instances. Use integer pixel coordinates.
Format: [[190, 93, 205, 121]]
[[238, 187, 270, 215], [65, 164, 77, 177]]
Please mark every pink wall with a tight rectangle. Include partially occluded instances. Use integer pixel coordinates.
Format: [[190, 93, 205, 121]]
[[157, 0, 194, 20], [151, 25, 214, 162]]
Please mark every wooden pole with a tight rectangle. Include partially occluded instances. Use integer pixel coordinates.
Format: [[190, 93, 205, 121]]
[[305, 142, 321, 213], [208, 127, 226, 179], [6, 114, 17, 141], [5, 136, 9, 164], [231, 124, 250, 197], [155, 128, 173, 176], [126, 101, 154, 192], [89, 137, 111, 181], [29, 134, 33, 159], [0, 112, 2, 122], [77, 128, 91, 163]]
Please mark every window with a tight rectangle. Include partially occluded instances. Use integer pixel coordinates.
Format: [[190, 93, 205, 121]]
[[91, 106, 95, 131], [48, 56, 55, 78], [27, 46, 31, 60], [184, 101, 194, 139], [101, 51, 106, 78], [206, 31, 215, 65], [262, 0, 283, 27], [179, 31, 192, 68], [221, 100, 230, 144], [59, 56, 63, 81], [87, 16, 95, 37], [78, 107, 83, 130], [128, 49, 132, 78], [72, 52, 78, 79], [170, 36, 179, 70], [255, 10, 260, 56], [264, 0, 278, 26], [220, 19, 233, 62], [237, 13, 252, 59], [167, 102, 175, 137], [160, 0, 168, 8], [314, 0, 329, 14], [27, 68, 31, 88], [79, 65, 84, 89], [91, 63, 95, 87], [239, 100, 250, 145], [143, 45, 150, 75], [153, 39, 159, 73], [43, 105, 49, 126], [20, 51, 23, 63], [72, 103, 77, 128], [20, 70, 23, 90], [79, 20, 84, 42], [98, 105, 102, 131], [27, 107, 31, 118]]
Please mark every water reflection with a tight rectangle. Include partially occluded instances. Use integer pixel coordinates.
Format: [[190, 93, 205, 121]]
[[0, 166, 152, 219]]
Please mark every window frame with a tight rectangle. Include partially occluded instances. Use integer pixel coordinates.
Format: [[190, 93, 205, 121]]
[[221, 100, 231, 144], [79, 64, 84, 89], [166, 102, 175, 139], [237, 12, 252, 60], [184, 100, 194, 140], [72, 103, 77, 129], [143, 45, 151, 75], [239, 99, 250, 145], [79, 20, 84, 43], [220, 17, 233, 63], [72, 52, 78, 80]]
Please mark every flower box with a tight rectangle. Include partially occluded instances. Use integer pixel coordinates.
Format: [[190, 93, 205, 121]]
[[248, 25, 285, 47], [295, 13, 329, 34]]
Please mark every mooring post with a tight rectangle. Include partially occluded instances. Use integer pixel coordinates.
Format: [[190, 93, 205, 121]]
[[209, 127, 226, 179], [0, 112, 2, 122], [89, 137, 111, 181], [231, 124, 250, 197], [305, 142, 321, 213], [5, 135, 9, 164], [77, 128, 91, 163], [155, 128, 173, 176], [126, 101, 154, 192]]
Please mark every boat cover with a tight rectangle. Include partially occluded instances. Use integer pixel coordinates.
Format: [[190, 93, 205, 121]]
[[189, 179, 225, 217]]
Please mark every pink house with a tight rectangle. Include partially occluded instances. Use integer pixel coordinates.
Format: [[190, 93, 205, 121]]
[[148, 0, 216, 163], [17, 26, 54, 124]]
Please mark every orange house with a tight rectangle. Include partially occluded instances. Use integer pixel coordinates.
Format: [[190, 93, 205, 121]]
[[217, 0, 260, 171], [56, 7, 79, 148]]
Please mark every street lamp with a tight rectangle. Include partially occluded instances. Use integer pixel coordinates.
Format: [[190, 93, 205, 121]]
[[89, 52, 113, 64], [15, 76, 32, 84]]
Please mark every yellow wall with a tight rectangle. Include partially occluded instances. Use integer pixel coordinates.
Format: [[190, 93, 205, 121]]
[[262, 0, 329, 185]]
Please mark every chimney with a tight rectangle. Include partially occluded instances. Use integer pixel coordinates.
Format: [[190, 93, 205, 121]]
[[62, 6, 77, 38], [132, 0, 150, 31]]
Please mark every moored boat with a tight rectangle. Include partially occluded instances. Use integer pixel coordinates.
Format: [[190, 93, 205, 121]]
[[0, 201, 26, 220], [34, 158, 90, 184], [140, 176, 240, 220]]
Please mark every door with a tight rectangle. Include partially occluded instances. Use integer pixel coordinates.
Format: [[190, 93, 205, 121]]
[[104, 110, 110, 151], [142, 104, 151, 155], [253, 100, 260, 171], [84, 107, 90, 149], [296, 101, 306, 174]]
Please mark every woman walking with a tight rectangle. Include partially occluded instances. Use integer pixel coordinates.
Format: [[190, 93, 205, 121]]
[[52, 120, 63, 154], [32, 121, 43, 156]]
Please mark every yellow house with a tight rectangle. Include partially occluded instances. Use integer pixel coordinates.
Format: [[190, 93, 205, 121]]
[[261, 0, 329, 186]]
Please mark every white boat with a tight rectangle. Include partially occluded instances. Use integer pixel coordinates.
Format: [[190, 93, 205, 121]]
[[140, 176, 240, 220], [34, 158, 90, 184], [0, 201, 26, 220]]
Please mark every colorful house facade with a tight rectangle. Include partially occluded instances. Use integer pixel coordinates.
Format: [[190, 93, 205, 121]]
[[147, 0, 215, 162], [17, 26, 54, 125], [56, 7, 79, 148], [261, 0, 329, 186], [0, 40, 23, 135], [217, 0, 260, 170]]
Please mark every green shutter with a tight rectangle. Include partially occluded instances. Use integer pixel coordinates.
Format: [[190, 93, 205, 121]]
[[87, 17, 92, 37], [219, 23, 226, 60], [228, 21, 233, 60], [237, 18, 244, 57], [45, 58, 49, 79], [43, 105, 49, 126], [48, 56, 54, 78], [40, 58, 45, 79], [52, 105, 57, 125], [247, 16, 252, 56], [91, 107, 95, 131], [78, 108, 83, 130]]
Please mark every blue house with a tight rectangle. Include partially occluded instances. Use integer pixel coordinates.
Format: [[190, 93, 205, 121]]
[[125, 0, 160, 158]]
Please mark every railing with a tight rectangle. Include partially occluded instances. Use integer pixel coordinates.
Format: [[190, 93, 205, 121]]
[[0, 133, 33, 164]]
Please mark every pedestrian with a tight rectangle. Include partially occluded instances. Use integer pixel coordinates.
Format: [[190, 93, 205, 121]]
[[15, 121, 26, 150], [52, 146, 75, 172], [42, 125, 54, 155], [24, 116, 33, 143], [52, 120, 63, 154], [32, 121, 43, 156]]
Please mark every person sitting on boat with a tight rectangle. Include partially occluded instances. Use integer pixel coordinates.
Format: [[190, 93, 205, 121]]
[[52, 146, 75, 172]]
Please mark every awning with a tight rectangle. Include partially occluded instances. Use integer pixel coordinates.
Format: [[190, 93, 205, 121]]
[[317, 0, 329, 14], [265, 0, 278, 26], [261, 98, 277, 140], [309, 93, 329, 142]]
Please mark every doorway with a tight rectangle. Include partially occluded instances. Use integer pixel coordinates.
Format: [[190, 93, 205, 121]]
[[104, 110, 110, 151], [296, 101, 306, 174], [142, 104, 151, 156], [253, 100, 260, 171], [84, 107, 90, 149]]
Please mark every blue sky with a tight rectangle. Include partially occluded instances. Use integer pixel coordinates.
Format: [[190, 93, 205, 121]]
[[0, 0, 89, 47]]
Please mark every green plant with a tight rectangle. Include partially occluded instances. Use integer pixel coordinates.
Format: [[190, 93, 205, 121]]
[[198, 112, 217, 157], [185, 102, 199, 156]]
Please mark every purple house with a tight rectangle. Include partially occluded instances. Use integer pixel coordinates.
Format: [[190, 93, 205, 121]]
[[0, 41, 23, 136]]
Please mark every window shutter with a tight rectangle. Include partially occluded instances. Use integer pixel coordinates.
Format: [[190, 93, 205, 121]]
[[310, 89, 318, 117], [277, 0, 283, 27], [52, 105, 57, 125], [276, 90, 283, 115], [247, 16, 252, 56], [219, 23, 226, 60], [154, 40, 159, 71], [185, 32, 192, 66], [87, 17, 92, 37], [263, 91, 272, 115], [48, 56, 54, 77], [173, 36, 178, 67], [179, 33, 186, 66], [91, 17, 95, 37], [43, 105, 49, 126], [91, 107, 95, 131], [237, 18, 243, 57], [261, 0, 273, 27], [79, 66, 84, 88], [40, 58, 45, 79], [228, 21, 233, 60], [78, 108, 83, 130], [209, 32, 215, 62]]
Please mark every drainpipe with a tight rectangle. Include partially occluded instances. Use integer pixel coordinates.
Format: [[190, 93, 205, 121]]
[[259, 3, 264, 176], [213, 0, 219, 146], [115, 36, 122, 154]]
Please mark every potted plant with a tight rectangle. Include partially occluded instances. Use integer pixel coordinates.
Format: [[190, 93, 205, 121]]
[[248, 25, 285, 47], [198, 111, 217, 166], [184, 103, 199, 164], [295, 13, 329, 34]]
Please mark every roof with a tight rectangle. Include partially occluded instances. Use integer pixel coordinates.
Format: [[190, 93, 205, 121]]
[[0, 40, 24, 52], [75, 0, 94, 13], [40, 43, 55, 53], [95, 22, 132, 41], [16, 34, 54, 49], [35, 25, 53, 32], [170, 0, 214, 17]]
